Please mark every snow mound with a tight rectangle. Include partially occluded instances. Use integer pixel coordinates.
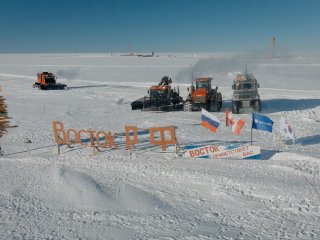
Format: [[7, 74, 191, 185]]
[[270, 152, 319, 162], [48, 164, 170, 212]]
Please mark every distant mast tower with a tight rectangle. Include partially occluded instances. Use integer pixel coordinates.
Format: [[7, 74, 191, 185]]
[[270, 36, 276, 58]]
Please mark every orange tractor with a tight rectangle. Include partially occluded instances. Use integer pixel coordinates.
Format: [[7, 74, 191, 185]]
[[183, 77, 222, 112], [33, 72, 67, 90]]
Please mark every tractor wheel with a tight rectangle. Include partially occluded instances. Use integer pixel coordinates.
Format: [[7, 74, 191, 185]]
[[216, 97, 222, 111], [232, 101, 240, 114], [183, 101, 192, 112], [210, 101, 219, 112], [209, 96, 221, 112], [253, 100, 261, 112]]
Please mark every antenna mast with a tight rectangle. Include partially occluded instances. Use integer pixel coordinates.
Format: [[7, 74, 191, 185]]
[[270, 36, 276, 58]]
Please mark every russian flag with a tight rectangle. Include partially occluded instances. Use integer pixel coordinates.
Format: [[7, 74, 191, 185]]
[[201, 109, 220, 133]]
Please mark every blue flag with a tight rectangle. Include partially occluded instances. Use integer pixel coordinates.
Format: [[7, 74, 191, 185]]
[[252, 113, 274, 133]]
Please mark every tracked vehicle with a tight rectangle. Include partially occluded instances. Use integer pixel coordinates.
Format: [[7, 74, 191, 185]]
[[183, 77, 222, 112], [131, 77, 183, 111], [33, 72, 67, 90], [231, 73, 261, 114]]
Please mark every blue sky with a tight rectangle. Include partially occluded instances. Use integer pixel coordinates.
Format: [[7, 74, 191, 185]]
[[0, 0, 319, 53]]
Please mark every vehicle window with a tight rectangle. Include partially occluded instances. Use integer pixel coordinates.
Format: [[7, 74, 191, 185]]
[[244, 83, 252, 89], [151, 90, 166, 98], [237, 83, 252, 90], [45, 77, 56, 84], [197, 82, 208, 90]]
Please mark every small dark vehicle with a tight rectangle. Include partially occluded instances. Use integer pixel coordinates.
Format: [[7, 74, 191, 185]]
[[33, 72, 67, 90], [131, 76, 183, 111], [231, 73, 261, 114]]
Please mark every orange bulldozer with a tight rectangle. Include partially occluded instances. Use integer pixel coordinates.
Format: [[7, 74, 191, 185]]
[[33, 72, 67, 90]]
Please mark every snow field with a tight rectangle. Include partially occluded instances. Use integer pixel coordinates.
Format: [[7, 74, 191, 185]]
[[0, 53, 319, 239]]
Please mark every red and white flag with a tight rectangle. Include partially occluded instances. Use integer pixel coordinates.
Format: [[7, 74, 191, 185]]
[[226, 110, 245, 135]]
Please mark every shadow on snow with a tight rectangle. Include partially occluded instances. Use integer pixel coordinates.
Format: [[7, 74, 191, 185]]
[[296, 134, 320, 146], [67, 84, 109, 90], [262, 99, 320, 113]]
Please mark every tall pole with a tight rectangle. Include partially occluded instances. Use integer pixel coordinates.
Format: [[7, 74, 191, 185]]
[[251, 125, 253, 146], [191, 69, 194, 86], [271, 36, 276, 58], [251, 111, 253, 146]]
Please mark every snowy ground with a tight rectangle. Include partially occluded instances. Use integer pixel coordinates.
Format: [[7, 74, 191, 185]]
[[0, 53, 319, 239]]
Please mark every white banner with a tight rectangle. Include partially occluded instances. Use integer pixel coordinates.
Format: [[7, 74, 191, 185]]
[[184, 145, 261, 159]]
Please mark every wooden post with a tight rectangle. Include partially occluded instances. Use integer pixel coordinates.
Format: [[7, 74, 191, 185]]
[[128, 144, 136, 156], [93, 146, 100, 155], [175, 137, 182, 154]]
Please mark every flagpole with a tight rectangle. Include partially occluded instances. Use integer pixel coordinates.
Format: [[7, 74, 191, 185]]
[[278, 116, 282, 152], [251, 126, 253, 146], [278, 133, 281, 152], [251, 111, 253, 146]]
